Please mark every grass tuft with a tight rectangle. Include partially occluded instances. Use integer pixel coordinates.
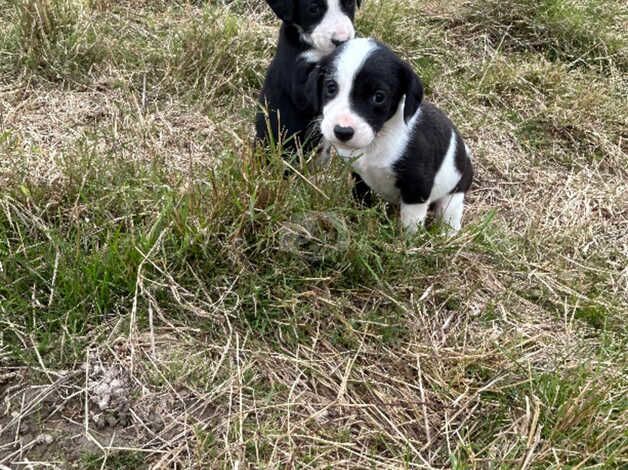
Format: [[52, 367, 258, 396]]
[[15, 0, 107, 81], [171, 5, 270, 104], [463, 0, 627, 70]]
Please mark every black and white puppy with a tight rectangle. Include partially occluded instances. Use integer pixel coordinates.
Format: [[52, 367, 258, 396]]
[[316, 38, 474, 234], [256, 0, 361, 157]]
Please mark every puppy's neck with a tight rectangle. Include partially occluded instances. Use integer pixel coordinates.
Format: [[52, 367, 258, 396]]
[[369, 100, 422, 152]]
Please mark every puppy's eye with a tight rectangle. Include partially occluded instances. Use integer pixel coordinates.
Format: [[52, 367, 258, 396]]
[[308, 3, 322, 16], [372, 90, 387, 105], [325, 80, 338, 97]]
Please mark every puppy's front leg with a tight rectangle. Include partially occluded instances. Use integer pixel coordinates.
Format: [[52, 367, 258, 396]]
[[352, 172, 376, 207], [400, 201, 429, 234]]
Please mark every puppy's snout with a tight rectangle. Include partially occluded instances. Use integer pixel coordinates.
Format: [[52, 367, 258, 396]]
[[332, 25, 353, 45], [334, 125, 355, 142]]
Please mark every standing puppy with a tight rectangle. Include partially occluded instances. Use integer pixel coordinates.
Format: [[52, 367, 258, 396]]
[[317, 38, 473, 235], [256, 0, 361, 158]]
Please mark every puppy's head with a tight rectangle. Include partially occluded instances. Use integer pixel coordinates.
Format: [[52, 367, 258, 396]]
[[265, 0, 361, 53], [317, 38, 424, 151]]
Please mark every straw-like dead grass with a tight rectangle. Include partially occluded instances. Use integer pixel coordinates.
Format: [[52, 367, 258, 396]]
[[1, 0, 626, 468]]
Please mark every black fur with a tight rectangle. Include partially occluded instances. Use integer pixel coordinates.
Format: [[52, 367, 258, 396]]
[[318, 39, 473, 209], [393, 102, 472, 205], [256, 0, 360, 157], [351, 172, 376, 207]]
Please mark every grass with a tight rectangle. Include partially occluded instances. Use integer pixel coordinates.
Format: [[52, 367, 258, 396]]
[[463, 0, 627, 70], [1, 0, 627, 468]]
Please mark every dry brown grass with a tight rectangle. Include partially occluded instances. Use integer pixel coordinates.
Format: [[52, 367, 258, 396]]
[[1, 0, 626, 468]]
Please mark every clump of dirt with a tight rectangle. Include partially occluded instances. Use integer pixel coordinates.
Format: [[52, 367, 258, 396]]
[[88, 354, 132, 429]]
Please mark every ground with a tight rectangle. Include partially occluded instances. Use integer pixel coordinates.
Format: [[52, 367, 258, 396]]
[[0, 0, 626, 468]]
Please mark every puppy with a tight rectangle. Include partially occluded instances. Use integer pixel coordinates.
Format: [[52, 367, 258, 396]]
[[315, 38, 474, 235], [256, 0, 361, 159]]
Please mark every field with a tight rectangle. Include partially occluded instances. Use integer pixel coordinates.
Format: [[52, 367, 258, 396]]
[[0, 0, 626, 468]]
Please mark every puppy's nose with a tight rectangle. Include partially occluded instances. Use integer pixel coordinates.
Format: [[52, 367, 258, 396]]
[[332, 38, 347, 47], [334, 125, 355, 142]]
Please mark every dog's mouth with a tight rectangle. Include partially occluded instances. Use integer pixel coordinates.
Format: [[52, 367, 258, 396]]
[[301, 28, 355, 54], [323, 132, 375, 155], [333, 133, 376, 150], [301, 34, 337, 54], [331, 141, 368, 158], [333, 141, 359, 151]]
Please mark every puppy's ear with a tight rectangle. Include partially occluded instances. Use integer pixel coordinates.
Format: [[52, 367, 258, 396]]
[[357, 0, 363, 8], [266, 0, 293, 22], [401, 62, 424, 123], [303, 64, 323, 113]]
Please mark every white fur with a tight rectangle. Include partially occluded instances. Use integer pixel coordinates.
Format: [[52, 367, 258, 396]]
[[400, 201, 429, 233], [337, 100, 421, 203], [321, 38, 377, 149], [302, 0, 355, 53], [429, 131, 461, 202], [300, 49, 327, 64], [435, 192, 465, 234]]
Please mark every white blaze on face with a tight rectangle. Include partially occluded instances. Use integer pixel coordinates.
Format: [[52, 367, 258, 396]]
[[321, 38, 377, 151], [307, 0, 355, 53]]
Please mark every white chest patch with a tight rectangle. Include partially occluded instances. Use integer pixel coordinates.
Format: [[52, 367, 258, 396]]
[[338, 103, 421, 203]]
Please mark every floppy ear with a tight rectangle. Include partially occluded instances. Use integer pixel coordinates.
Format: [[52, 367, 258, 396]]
[[265, 0, 293, 22], [303, 64, 323, 113], [401, 62, 424, 123], [293, 60, 323, 113]]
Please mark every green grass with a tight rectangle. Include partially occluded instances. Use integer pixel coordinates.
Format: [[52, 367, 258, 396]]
[[0, 0, 626, 468], [81, 450, 148, 470], [463, 0, 627, 70], [10, 0, 108, 81]]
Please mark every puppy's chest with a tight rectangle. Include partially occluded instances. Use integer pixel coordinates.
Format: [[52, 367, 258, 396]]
[[352, 150, 401, 203]]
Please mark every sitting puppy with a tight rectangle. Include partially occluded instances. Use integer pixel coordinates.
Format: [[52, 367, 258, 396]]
[[256, 0, 361, 159], [315, 38, 474, 234]]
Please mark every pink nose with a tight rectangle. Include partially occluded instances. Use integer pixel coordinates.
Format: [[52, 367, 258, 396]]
[[337, 115, 353, 127], [333, 27, 353, 43]]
